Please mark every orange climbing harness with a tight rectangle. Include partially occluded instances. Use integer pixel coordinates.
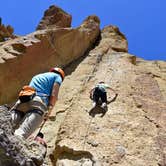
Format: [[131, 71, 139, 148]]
[[18, 85, 36, 103]]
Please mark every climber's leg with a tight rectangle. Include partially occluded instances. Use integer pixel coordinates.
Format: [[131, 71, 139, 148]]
[[14, 110, 44, 139], [11, 109, 25, 129]]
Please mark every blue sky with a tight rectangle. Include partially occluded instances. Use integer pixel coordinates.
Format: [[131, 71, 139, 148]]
[[0, 0, 165, 60]]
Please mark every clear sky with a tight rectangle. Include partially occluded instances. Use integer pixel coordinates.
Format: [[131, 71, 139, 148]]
[[0, 0, 165, 60]]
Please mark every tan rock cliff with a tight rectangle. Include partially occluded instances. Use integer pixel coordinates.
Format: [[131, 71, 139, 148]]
[[42, 26, 166, 166], [0, 18, 15, 42], [0, 7, 100, 104], [0, 5, 166, 166], [36, 5, 72, 30]]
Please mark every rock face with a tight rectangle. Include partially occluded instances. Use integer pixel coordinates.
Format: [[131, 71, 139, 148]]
[[41, 26, 166, 166], [0, 106, 47, 166], [0, 18, 14, 42], [0, 11, 100, 104], [36, 5, 72, 30], [1, 5, 166, 166]]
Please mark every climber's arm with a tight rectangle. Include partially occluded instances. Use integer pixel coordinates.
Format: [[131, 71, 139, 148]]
[[47, 83, 60, 117], [89, 88, 95, 100], [89, 88, 94, 94]]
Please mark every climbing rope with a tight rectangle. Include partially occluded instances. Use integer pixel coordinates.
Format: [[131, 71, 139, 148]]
[[82, 51, 119, 151], [81, 53, 104, 151], [82, 115, 93, 151], [43, 27, 117, 151]]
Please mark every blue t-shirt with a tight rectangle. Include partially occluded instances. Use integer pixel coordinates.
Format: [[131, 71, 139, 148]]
[[29, 72, 62, 105]]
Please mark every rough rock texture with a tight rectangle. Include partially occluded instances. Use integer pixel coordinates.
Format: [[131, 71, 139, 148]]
[[0, 106, 47, 166], [0, 14, 100, 104], [40, 26, 166, 166], [1, 6, 166, 166], [36, 5, 72, 30], [0, 18, 15, 42]]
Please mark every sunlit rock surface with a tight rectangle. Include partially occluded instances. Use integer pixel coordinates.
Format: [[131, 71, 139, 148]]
[[0, 5, 166, 166], [0, 8, 100, 104]]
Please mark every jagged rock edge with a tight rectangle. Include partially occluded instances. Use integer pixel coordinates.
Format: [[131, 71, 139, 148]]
[[50, 145, 96, 165]]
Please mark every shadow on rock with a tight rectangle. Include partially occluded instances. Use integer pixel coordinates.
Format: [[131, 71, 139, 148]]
[[89, 105, 108, 117]]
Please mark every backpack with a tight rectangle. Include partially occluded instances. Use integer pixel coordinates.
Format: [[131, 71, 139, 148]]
[[18, 85, 36, 103]]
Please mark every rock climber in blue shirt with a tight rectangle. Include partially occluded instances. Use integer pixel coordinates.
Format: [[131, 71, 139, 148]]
[[11, 67, 65, 139]]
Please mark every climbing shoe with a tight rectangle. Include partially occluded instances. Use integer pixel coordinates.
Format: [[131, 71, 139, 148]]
[[92, 102, 96, 108], [101, 102, 107, 109]]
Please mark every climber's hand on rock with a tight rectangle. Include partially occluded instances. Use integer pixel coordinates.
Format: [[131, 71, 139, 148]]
[[44, 105, 53, 120]]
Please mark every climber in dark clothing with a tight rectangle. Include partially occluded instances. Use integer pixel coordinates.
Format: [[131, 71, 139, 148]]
[[90, 81, 117, 110], [92, 85, 107, 104]]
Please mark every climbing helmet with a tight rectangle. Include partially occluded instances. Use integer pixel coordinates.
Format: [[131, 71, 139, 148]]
[[49, 67, 65, 81]]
